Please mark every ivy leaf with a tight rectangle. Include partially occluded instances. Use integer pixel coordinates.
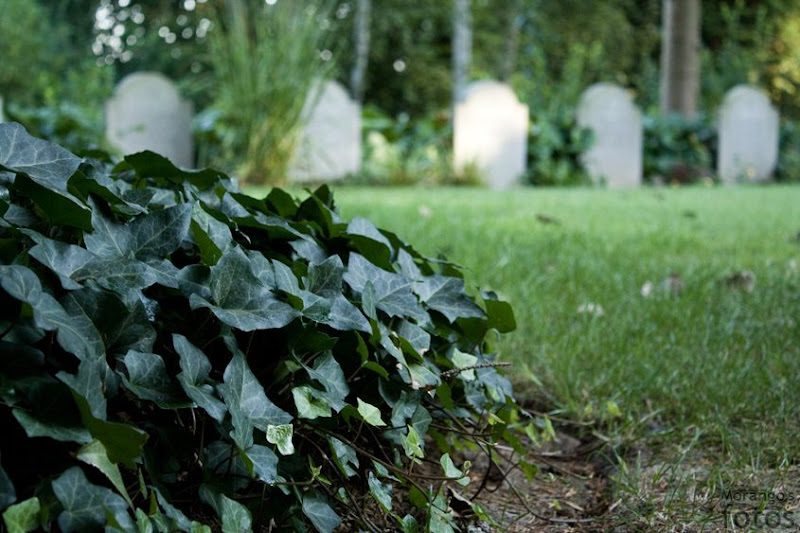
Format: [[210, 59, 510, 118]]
[[240, 444, 279, 485], [2, 497, 40, 533], [198, 485, 252, 533], [292, 386, 331, 420], [25, 232, 93, 290], [122, 150, 225, 189], [84, 203, 191, 261], [368, 471, 393, 512], [72, 257, 157, 297], [12, 410, 92, 444], [345, 217, 393, 266], [71, 392, 148, 468], [450, 349, 479, 382], [302, 491, 341, 533], [120, 350, 187, 408], [190, 203, 232, 265], [402, 425, 424, 460], [356, 398, 386, 427], [52, 467, 132, 533], [189, 247, 299, 332], [344, 253, 428, 322], [328, 437, 359, 478], [57, 357, 109, 419], [218, 342, 292, 449], [0, 123, 81, 190], [0, 464, 15, 509], [414, 276, 485, 323], [325, 295, 371, 334], [304, 255, 345, 298], [304, 353, 349, 412], [153, 488, 212, 533], [0, 123, 86, 226], [440, 454, 470, 486], [428, 489, 457, 533], [484, 297, 517, 333], [173, 334, 227, 421], [76, 440, 132, 506], [266, 424, 295, 455]]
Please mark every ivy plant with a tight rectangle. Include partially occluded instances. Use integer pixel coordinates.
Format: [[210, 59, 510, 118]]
[[0, 123, 521, 532]]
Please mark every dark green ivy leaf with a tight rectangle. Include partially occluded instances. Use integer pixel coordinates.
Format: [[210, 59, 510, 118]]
[[0, 464, 15, 509], [120, 350, 188, 408], [51, 467, 132, 533], [173, 334, 227, 422], [189, 246, 298, 332], [343, 253, 428, 322], [84, 203, 191, 261], [218, 339, 292, 448], [198, 485, 252, 533], [0, 123, 80, 190], [302, 491, 341, 533], [414, 276, 485, 323]]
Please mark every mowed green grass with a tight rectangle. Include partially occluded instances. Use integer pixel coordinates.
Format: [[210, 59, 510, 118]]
[[251, 184, 800, 469]]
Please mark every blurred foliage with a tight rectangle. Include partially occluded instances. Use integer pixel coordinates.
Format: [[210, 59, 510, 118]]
[[351, 106, 480, 186], [776, 120, 800, 182], [202, 0, 335, 184], [642, 113, 717, 184], [524, 110, 593, 187], [6, 0, 800, 184]]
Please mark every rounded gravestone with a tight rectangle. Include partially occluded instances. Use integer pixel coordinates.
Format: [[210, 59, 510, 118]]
[[105, 72, 194, 168], [453, 81, 529, 189], [289, 80, 362, 182], [717, 85, 778, 183], [576, 83, 642, 188]]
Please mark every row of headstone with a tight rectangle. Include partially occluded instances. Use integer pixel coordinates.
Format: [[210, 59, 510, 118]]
[[104, 72, 779, 187], [573, 82, 779, 186], [105, 72, 362, 181], [455, 81, 779, 187]]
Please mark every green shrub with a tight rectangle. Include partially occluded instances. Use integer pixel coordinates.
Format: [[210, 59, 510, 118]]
[[354, 106, 480, 186], [204, 0, 334, 184], [776, 120, 800, 182], [0, 123, 521, 532], [524, 107, 593, 187], [642, 112, 716, 184]]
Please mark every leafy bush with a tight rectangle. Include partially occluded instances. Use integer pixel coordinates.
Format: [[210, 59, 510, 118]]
[[354, 106, 479, 186], [524, 107, 593, 187], [204, 0, 334, 184], [642, 112, 716, 184], [0, 123, 521, 532], [776, 120, 800, 182]]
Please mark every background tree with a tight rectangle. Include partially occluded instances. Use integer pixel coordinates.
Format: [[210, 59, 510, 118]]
[[452, 0, 472, 105], [660, 0, 702, 117], [349, 0, 372, 102]]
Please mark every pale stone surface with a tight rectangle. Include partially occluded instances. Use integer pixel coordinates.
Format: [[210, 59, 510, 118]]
[[453, 81, 528, 189], [289, 80, 361, 182], [717, 85, 779, 183], [105, 72, 194, 168], [576, 83, 642, 187]]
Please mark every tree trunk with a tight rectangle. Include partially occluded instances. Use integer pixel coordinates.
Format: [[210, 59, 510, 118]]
[[659, 0, 701, 117], [349, 0, 371, 103], [500, 0, 522, 82], [452, 0, 472, 104]]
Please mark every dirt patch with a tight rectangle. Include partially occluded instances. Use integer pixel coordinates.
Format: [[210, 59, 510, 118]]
[[453, 430, 613, 532]]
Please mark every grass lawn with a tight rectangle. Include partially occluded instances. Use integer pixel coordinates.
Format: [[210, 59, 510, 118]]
[[250, 183, 800, 529]]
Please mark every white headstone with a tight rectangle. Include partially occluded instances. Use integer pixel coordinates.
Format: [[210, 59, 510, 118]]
[[453, 81, 528, 189], [576, 83, 642, 187], [717, 85, 778, 183], [289, 80, 361, 182], [105, 72, 194, 168]]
